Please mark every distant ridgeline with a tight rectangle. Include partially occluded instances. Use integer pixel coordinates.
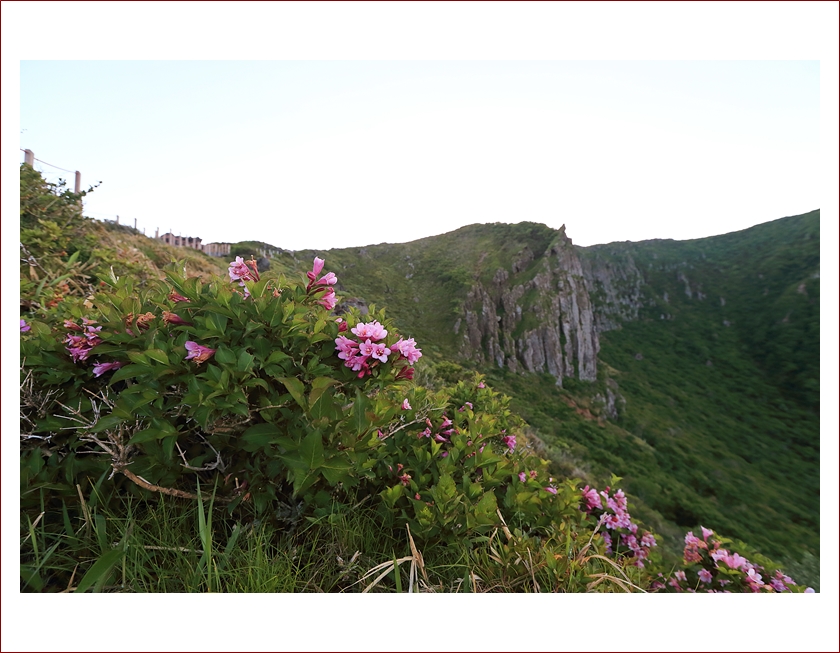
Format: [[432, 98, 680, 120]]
[[282, 210, 819, 561]]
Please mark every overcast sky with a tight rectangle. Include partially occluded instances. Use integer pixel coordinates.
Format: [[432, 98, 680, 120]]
[[16, 58, 821, 250], [3, 3, 839, 651]]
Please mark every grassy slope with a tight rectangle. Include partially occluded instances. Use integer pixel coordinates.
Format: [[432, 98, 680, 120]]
[[578, 211, 820, 559], [270, 212, 819, 561], [281, 222, 558, 360]]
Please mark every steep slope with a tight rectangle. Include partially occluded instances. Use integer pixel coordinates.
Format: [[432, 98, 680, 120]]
[[278, 211, 819, 561]]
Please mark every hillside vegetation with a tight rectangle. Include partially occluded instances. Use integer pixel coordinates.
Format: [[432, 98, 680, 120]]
[[279, 212, 820, 565], [19, 164, 818, 592]]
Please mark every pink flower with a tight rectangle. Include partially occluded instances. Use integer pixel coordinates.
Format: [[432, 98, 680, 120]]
[[64, 323, 102, 362], [184, 341, 216, 364], [478, 381, 485, 388], [698, 569, 713, 584], [721, 552, 747, 570], [710, 548, 728, 562], [335, 335, 359, 360], [684, 531, 700, 547], [804, 587, 815, 593], [674, 570, 687, 582], [402, 399, 412, 410], [391, 337, 422, 363], [370, 342, 391, 363], [358, 339, 390, 364], [398, 473, 412, 486], [168, 290, 190, 302], [92, 360, 125, 377], [162, 311, 193, 326], [377, 430, 387, 439], [581, 485, 602, 512], [308, 257, 325, 281], [20, 319, 30, 332], [229, 256, 257, 283], [440, 451, 449, 458], [318, 288, 337, 310], [502, 434, 516, 452], [64, 319, 83, 331], [529, 470, 537, 480], [701, 526, 714, 541], [640, 532, 657, 549], [519, 472, 527, 482], [745, 567, 763, 585], [316, 271, 337, 286], [351, 320, 388, 341], [544, 486, 558, 494]]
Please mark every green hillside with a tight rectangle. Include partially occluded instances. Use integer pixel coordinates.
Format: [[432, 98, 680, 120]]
[[277, 213, 820, 563]]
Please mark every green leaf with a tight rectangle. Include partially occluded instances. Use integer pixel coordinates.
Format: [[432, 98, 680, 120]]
[[321, 457, 353, 484], [90, 413, 125, 433], [309, 376, 339, 406], [128, 423, 176, 445], [353, 390, 370, 436], [267, 350, 291, 364], [127, 351, 150, 366], [380, 484, 404, 509], [298, 429, 325, 469], [207, 311, 229, 333], [292, 466, 319, 496], [214, 347, 236, 366], [236, 349, 255, 373], [109, 364, 148, 384], [241, 423, 297, 453], [146, 348, 170, 365], [279, 377, 306, 409]]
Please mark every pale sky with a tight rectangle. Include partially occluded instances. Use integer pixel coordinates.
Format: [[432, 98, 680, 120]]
[[3, 3, 839, 651], [15, 59, 822, 249]]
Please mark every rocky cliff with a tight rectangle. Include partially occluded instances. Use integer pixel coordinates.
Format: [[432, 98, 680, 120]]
[[456, 226, 603, 386]]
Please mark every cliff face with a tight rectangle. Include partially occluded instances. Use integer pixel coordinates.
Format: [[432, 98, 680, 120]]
[[456, 227, 600, 386], [578, 246, 644, 332]]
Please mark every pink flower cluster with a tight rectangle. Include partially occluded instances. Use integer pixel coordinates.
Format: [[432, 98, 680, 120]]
[[659, 528, 807, 593], [581, 485, 656, 567], [229, 256, 260, 284], [418, 415, 457, 443], [228, 256, 261, 298], [20, 319, 31, 333], [306, 257, 337, 310], [334, 319, 421, 379], [64, 318, 102, 363], [581, 485, 602, 512]]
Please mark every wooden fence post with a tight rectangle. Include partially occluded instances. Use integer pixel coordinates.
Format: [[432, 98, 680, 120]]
[[24, 149, 34, 166]]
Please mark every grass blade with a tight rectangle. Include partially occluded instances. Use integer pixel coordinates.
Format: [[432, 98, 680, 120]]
[[75, 548, 124, 593]]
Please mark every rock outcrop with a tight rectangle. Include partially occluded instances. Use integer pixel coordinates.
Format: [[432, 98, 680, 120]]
[[456, 227, 599, 386], [578, 247, 644, 332]]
